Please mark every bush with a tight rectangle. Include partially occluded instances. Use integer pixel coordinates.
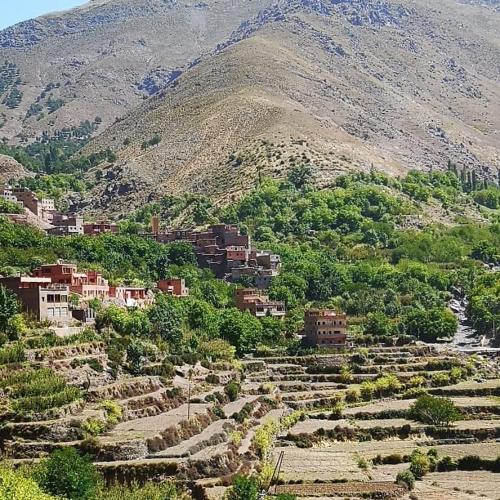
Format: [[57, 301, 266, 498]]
[[213, 405, 226, 419], [81, 418, 106, 436], [0, 464, 54, 499], [437, 455, 457, 472], [409, 450, 431, 479], [396, 469, 415, 490], [0, 342, 25, 364], [225, 474, 260, 500], [345, 388, 361, 403], [409, 395, 461, 426], [97, 481, 182, 500], [457, 455, 485, 471], [100, 400, 123, 425], [36, 448, 99, 500], [224, 379, 241, 402]]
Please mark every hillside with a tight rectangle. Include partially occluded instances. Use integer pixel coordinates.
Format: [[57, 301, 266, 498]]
[[0, 0, 499, 214], [0, 0, 276, 141]]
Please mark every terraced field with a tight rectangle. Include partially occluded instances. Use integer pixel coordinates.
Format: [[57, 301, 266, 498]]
[[1, 337, 498, 498]]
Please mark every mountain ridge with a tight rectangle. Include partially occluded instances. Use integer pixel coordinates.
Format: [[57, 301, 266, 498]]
[[0, 0, 498, 214]]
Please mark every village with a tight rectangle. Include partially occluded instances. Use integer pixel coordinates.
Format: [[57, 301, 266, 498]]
[[0, 183, 348, 349], [0, 180, 499, 500]]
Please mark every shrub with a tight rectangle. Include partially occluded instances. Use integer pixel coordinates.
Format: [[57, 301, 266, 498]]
[[36, 448, 99, 500], [229, 430, 243, 446], [457, 455, 485, 471], [345, 388, 361, 403], [396, 469, 416, 490], [409, 395, 461, 426], [437, 455, 457, 472], [431, 372, 451, 387], [409, 450, 431, 479], [225, 474, 260, 500], [100, 400, 122, 425], [98, 481, 183, 500], [402, 387, 428, 399], [224, 380, 241, 402], [383, 453, 405, 465], [213, 405, 226, 419], [81, 417, 106, 436], [360, 381, 376, 400], [0, 464, 55, 500], [0, 342, 25, 364]]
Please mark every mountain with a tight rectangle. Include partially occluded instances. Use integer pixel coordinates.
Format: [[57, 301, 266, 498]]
[[0, 0, 499, 214]]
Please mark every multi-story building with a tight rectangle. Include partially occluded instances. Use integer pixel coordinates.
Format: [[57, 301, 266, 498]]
[[157, 278, 189, 297], [48, 214, 84, 236], [33, 262, 110, 301], [149, 222, 281, 287], [9, 187, 55, 221], [234, 288, 285, 319], [1, 184, 19, 204], [0, 276, 71, 324], [303, 309, 349, 348], [83, 221, 119, 235]]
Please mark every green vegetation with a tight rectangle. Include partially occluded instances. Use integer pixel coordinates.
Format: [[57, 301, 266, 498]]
[[35, 448, 100, 500], [0, 284, 18, 333], [0, 464, 55, 500], [409, 395, 461, 426], [0, 198, 23, 214], [225, 474, 260, 500], [0, 118, 110, 176], [141, 134, 162, 150], [0, 367, 81, 414]]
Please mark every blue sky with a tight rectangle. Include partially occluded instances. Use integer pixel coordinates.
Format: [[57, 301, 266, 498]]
[[1, 1, 87, 30]]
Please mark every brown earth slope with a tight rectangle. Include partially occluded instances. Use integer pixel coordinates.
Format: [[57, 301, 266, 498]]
[[76, 0, 500, 214], [0, 0, 499, 214]]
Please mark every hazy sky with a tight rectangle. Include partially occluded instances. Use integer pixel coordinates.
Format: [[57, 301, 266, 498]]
[[0, 1, 87, 30]]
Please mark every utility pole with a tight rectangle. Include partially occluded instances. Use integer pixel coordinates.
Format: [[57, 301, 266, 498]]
[[187, 369, 193, 421]]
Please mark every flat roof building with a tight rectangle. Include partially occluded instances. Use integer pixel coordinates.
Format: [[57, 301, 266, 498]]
[[304, 309, 348, 348], [0, 277, 71, 324]]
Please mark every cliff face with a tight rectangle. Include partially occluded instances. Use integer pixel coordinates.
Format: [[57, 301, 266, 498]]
[[0, 0, 499, 214]]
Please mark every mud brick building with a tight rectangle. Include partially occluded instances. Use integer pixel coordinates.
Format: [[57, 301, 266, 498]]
[[304, 309, 349, 348]]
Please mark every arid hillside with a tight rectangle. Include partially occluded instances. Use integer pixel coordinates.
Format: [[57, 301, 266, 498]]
[[0, 0, 277, 141], [0, 0, 499, 214], [78, 0, 500, 214]]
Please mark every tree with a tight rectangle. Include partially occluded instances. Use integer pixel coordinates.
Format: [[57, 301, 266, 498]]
[[36, 448, 99, 500], [287, 164, 312, 190], [225, 475, 260, 500], [409, 450, 431, 478], [224, 380, 241, 402], [218, 308, 263, 355], [148, 294, 183, 351], [402, 307, 458, 342], [0, 465, 54, 500], [0, 285, 18, 333], [365, 311, 392, 337], [409, 395, 461, 426]]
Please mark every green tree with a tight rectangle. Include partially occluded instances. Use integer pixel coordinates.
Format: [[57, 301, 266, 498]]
[[218, 308, 263, 355], [0, 285, 18, 333], [36, 448, 99, 500], [148, 294, 183, 351], [287, 164, 312, 190], [0, 464, 55, 500], [409, 395, 461, 426], [402, 307, 457, 342], [225, 475, 260, 500]]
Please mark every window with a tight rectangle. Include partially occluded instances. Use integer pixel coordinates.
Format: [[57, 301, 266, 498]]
[[47, 308, 55, 317], [47, 294, 55, 303]]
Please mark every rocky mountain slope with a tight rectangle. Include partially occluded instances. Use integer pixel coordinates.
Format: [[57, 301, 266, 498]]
[[0, 0, 499, 213]]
